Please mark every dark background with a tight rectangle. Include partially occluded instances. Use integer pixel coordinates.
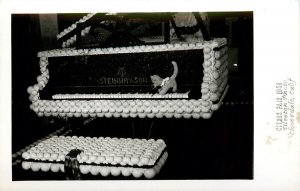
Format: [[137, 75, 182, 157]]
[[12, 12, 253, 180]]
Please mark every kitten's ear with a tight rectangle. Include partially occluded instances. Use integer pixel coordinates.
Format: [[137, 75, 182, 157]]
[[150, 75, 156, 82]]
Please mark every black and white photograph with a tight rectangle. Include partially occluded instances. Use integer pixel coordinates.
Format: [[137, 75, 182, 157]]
[[1, 0, 299, 190], [11, 12, 253, 180]]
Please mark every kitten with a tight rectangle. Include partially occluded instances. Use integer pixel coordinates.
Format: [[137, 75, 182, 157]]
[[150, 61, 178, 95]]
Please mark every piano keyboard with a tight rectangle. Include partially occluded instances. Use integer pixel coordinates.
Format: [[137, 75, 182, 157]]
[[52, 93, 189, 100]]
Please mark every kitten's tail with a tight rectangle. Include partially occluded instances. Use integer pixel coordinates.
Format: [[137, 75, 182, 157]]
[[171, 61, 178, 79]]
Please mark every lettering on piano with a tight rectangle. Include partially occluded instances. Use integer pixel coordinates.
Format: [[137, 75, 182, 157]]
[[97, 77, 149, 85], [97, 66, 149, 85]]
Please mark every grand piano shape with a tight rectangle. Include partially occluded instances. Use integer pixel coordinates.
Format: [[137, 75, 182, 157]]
[[27, 13, 229, 119]]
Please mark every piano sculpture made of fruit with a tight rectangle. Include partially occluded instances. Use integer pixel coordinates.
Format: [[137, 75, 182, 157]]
[[27, 12, 229, 120]]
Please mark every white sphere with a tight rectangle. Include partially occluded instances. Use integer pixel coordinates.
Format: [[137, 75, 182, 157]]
[[174, 113, 182, 118], [192, 113, 201, 119], [203, 47, 211, 54], [140, 157, 150, 165], [88, 155, 97, 163], [211, 104, 219, 111], [202, 112, 212, 119], [50, 164, 60, 173], [113, 156, 122, 163], [90, 166, 99, 175], [129, 113, 138, 118], [73, 112, 81, 117], [104, 112, 113, 118], [50, 153, 58, 161], [202, 106, 210, 113], [22, 152, 30, 159], [204, 53, 211, 60], [201, 88, 209, 94], [155, 113, 163, 118], [67, 113, 74, 117], [212, 71, 219, 79], [82, 113, 89, 118], [97, 156, 105, 163], [111, 167, 121, 176], [59, 164, 65, 172], [99, 167, 110, 177], [30, 152, 37, 159], [147, 113, 155, 118], [183, 113, 192, 119], [102, 106, 109, 112], [165, 113, 173, 118], [96, 113, 104, 117], [121, 168, 131, 176], [37, 152, 44, 160], [210, 93, 218, 102], [81, 154, 88, 162], [112, 112, 121, 118], [79, 165, 90, 174], [121, 113, 129, 118], [122, 156, 130, 164], [130, 156, 139, 165], [27, 86, 34, 94], [201, 93, 209, 100], [41, 163, 51, 172], [58, 153, 65, 161], [31, 162, 41, 171], [214, 51, 221, 59], [144, 169, 156, 179], [132, 169, 143, 178], [21, 161, 31, 170]]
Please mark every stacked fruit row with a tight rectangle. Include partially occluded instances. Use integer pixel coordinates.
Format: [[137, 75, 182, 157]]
[[38, 38, 227, 57], [22, 152, 168, 179]]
